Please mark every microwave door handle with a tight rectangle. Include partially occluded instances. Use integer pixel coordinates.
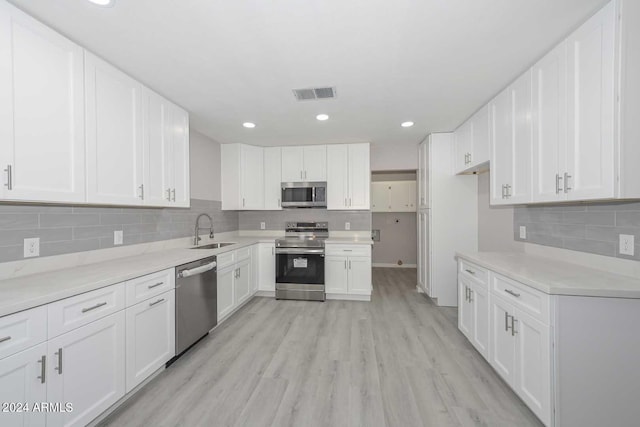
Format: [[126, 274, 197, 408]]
[[312, 187, 316, 202]]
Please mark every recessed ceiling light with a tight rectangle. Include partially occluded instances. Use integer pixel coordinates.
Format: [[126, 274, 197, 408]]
[[242, 122, 256, 128], [88, 0, 115, 7], [401, 121, 414, 128], [316, 114, 329, 121]]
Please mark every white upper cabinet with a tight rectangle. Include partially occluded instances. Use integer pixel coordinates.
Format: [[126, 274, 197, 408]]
[[0, 3, 85, 203], [327, 143, 370, 210], [453, 120, 472, 173], [85, 52, 144, 206], [453, 105, 490, 174], [281, 145, 326, 182], [264, 147, 282, 210], [168, 104, 190, 207], [142, 90, 172, 207], [221, 144, 264, 210], [371, 180, 416, 212]]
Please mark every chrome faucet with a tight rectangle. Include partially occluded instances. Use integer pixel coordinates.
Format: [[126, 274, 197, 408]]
[[194, 213, 214, 246]]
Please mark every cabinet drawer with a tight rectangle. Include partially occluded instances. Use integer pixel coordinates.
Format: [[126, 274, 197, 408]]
[[325, 245, 371, 257], [235, 247, 251, 261], [0, 305, 47, 360], [125, 268, 174, 307], [48, 283, 125, 338], [217, 251, 235, 269], [459, 259, 489, 286], [491, 273, 550, 323]]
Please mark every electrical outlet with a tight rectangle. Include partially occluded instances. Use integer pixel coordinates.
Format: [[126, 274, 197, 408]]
[[260, 222, 266, 230], [114, 230, 123, 245], [345, 222, 351, 231], [619, 234, 635, 256], [24, 237, 39, 258], [519, 226, 527, 239]]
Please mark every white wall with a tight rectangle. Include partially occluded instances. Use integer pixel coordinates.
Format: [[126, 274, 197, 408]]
[[189, 130, 221, 201], [370, 142, 419, 171], [477, 172, 524, 252]]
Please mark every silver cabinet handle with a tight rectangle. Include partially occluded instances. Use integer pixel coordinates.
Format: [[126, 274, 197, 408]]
[[149, 298, 165, 307], [504, 289, 521, 298], [0, 335, 11, 343], [504, 312, 511, 332], [55, 348, 62, 374], [4, 165, 11, 190], [172, 188, 176, 202], [505, 184, 511, 198], [82, 301, 107, 313], [464, 269, 475, 275], [349, 260, 352, 270], [465, 286, 469, 302], [555, 174, 562, 194], [344, 260, 347, 269], [511, 317, 518, 336], [501, 184, 505, 199], [138, 184, 144, 200], [38, 355, 46, 384], [148, 282, 164, 289], [468, 288, 473, 303], [564, 172, 572, 193], [166, 188, 172, 201]]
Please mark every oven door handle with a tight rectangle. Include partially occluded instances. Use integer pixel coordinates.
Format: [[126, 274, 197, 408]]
[[275, 248, 325, 255]]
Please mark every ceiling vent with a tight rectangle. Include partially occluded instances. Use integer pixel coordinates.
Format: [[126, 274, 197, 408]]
[[293, 87, 337, 101]]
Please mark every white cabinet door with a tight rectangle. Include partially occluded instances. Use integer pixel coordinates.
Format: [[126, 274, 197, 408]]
[[0, 3, 85, 203], [240, 145, 264, 210], [302, 145, 327, 181], [489, 296, 516, 385], [471, 281, 489, 359], [471, 105, 490, 167], [454, 121, 472, 173], [281, 146, 304, 182], [327, 144, 349, 210], [85, 52, 144, 206], [234, 259, 251, 305], [458, 279, 473, 339], [514, 309, 551, 427], [348, 256, 372, 295], [532, 43, 567, 203], [264, 147, 282, 210], [46, 312, 125, 427], [0, 343, 47, 427], [142, 90, 172, 207], [217, 265, 235, 320], [125, 290, 175, 393], [510, 71, 533, 204], [258, 243, 275, 292], [325, 256, 348, 294], [347, 143, 370, 210], [565, 1, 616, 201], [370, 182, 388, 212], [490, 88, 513, 205], [389, 181, 416, 212], [169, 105, 190, 207]]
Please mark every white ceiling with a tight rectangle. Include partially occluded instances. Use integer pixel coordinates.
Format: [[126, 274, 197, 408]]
[[9, 0, 608, 148]]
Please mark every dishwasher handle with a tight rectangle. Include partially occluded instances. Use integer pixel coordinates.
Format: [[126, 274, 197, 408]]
[[178, 261, 217, 278]]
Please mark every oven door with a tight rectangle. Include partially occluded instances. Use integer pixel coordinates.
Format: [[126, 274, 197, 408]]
[[275, 248, 325, 285]]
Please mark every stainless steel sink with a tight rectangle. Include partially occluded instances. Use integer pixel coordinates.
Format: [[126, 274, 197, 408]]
[[191, 242, 236, 250]]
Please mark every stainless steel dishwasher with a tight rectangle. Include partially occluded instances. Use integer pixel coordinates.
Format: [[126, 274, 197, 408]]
[[175, 256, 217, 356]]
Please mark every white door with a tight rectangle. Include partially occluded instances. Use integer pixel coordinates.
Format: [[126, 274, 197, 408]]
[[514, 310, 551, 426], [85, 52, 144, 205], [281, 146, 304, 182], [234, 259, 251, 305], [0, 4, 85, 203], [325, 256, 348, 294], [326, 144, 348, 210], [264, 147, 282, 210], [170, 105, 190, 207], [125, 290, 175, 392], [370, 182, 389, 212], [532, 43, 567, 202], [454, 121, 472, 173], [458, 279, 473, 339], [240, 145, 264, 209], [347, 143, 370, 209], [471, 281, 489, 359], [0, 343, 47, 427], [258, 243, 275, 292], [490, 88, 513, 205], [302, 145, 327, 181], [217, 265, 235, 320], [471, 105, 490, 167], [565, 1, 616, 201], [489, 296, 516, 385], [347, 256, 372, 295], [510, 71, 533, 204], [46, 312, 125, 427], [142, 90, 172, 207]]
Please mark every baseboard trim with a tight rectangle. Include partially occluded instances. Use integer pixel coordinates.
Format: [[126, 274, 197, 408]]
[[326, 293, 371, 301], [255, 290, 275, 297], [373, 263, 417, 268]]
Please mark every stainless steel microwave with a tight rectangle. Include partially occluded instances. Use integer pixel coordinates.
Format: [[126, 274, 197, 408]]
[[281, 182, 327, 208]]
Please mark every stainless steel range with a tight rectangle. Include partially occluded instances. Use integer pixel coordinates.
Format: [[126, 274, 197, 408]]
[[275, 222, 328, 301]]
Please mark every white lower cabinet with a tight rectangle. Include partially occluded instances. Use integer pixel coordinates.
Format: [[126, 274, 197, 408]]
[[234, 258, 251, 306], [324, 244, 372, 298], [125, 290, 175, 392], [217, 264, 235, 320], [458, 275, 489, 359], [257, 243, 275, 292], [489, 294, 517, 384], [46, 311, 125, 427], [217, 247, 258, 321], [325, 256, 349, 293], [0, 343, 47, 427]]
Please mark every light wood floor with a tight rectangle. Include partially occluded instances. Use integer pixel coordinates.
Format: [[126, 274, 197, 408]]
[[101, 268, 542, 427]]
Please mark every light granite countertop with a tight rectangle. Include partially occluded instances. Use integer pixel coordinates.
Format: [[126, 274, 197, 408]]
[[456, 251, 640, 299], [0, 234, 373, 318]]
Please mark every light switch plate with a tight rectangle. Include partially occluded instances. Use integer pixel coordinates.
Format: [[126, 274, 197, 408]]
[[24, 237, 40, 258], [519, 226, 527, 239], [619, 234, 635, 256], [345, 222, 351, 231], [114, 230, 123, 245], [260, 222, 266, 230]]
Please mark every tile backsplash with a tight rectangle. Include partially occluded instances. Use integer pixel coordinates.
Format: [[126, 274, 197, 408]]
[[0, 199, 238, 263], [239, 209, 371, 231], [514, 201, 640, 260]]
